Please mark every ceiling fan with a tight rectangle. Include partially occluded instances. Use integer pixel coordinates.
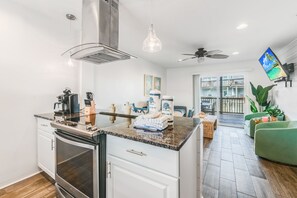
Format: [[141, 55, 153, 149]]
[[178, 48, 229, 63]]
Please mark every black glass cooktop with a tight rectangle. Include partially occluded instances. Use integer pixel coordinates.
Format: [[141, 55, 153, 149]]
[[79, 112, 135, 127]]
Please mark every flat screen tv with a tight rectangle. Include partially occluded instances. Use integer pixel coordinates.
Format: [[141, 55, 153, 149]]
[[258, 47, 287, 81]]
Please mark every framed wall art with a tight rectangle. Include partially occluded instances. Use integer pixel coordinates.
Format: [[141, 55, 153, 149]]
[[144, 74, 153, 96]]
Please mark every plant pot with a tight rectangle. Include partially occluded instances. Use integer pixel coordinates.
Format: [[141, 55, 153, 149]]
[[277, 115, 285, 121]]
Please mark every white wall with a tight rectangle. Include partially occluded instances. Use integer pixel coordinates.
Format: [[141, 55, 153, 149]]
[[166, 60, 272, 114], [274, 38, 297, 120], [92, 58, 167, 110], [0, 1, 79, 188]]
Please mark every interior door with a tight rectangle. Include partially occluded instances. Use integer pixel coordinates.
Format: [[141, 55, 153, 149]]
[[107, 155, 178, 198]]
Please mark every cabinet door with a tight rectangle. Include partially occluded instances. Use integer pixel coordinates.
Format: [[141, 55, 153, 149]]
[[107, 155, 178, 198], [37, 130, 55, 178]]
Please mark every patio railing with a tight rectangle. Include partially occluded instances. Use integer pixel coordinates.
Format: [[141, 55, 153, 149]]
[[201, 97, 245, 114]]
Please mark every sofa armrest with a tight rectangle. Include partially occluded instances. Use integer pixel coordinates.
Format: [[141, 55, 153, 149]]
[[255, 121, 289, 130], [255, 127, 297, 165], [245, 112, 268, 121]]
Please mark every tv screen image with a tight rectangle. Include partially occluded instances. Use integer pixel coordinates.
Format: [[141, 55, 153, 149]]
[[258, 47, 287, 81]]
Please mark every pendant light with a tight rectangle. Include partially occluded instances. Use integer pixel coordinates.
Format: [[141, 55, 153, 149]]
[[66, 14, 76, 67], [142, 0, 162, 53]]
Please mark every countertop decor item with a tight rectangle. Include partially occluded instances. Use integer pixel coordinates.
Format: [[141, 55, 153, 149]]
[[123, 102, 132, 115], [149, 89, 161, 113], [84, 92, 96, 115], [109, 104, 116, 113], [161, 96, 174, 125]]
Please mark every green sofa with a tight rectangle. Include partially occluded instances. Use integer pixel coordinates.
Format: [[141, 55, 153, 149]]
[[254, 121, 297, 165], [244, 112, 269, 138]]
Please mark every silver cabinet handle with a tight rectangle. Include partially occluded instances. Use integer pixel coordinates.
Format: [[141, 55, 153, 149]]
[[126, 149, 147, 156], [51, 139, 54, 150], [41, 124, 48, 127]]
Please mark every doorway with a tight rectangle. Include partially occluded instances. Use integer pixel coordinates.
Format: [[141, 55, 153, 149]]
[[199, 75, 245, 127]]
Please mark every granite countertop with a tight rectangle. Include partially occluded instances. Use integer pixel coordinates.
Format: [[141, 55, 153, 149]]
[[35, 111, 201, 151], [101, 116, 200, 151]]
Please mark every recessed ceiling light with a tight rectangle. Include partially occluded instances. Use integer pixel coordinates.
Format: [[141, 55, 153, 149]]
[[236, 23, 248, 30], [232, 52, 239, 55], [178, 59, 183, 62]]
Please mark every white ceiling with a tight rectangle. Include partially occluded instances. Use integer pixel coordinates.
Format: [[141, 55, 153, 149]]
[[11, 0, 297, 68]]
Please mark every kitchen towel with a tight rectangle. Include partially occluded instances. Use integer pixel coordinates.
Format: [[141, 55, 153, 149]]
[[133, 113, 170, 131]]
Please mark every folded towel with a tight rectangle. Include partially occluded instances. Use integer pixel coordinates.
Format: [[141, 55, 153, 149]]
[[137, 112, 162, 120], [134, 113, 170, 131]]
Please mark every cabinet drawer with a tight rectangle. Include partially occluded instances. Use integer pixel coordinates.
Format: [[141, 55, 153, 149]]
[[37, 118, 55, 134], [107, 135, 179, 177]]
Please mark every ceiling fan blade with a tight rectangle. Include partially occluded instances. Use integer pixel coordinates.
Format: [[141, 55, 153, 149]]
[[178, 57, 196, 62], [182, 53, 196, 56], [204, 50, 222, 56], [206, 54, 229, 59]]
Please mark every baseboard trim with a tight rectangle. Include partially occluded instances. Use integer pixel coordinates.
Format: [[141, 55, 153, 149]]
[[0, 171, 42, 190]]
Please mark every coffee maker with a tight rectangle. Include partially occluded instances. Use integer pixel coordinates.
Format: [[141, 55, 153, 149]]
[[54, 89, 80, 115]]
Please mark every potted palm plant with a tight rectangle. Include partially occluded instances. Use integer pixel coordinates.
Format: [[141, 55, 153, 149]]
[[246, 82, 276, 113]]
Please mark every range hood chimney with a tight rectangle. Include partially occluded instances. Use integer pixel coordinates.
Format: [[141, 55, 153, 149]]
[[63, 0, 135, 64]]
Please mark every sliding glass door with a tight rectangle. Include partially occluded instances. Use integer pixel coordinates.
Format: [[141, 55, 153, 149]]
[[198, 75, 245, 127]]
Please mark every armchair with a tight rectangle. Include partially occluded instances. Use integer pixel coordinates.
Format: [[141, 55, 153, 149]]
[[244, 112, 269, 138], [254, 121, 297, 165]]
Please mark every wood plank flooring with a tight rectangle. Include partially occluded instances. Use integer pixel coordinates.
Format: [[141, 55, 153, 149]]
[[1, 126, 297, 198], [0, 173, 55, 198], [203, 126, 297, 198]]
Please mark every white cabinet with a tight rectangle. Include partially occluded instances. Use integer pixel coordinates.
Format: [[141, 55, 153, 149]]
[[107, 155, 178, 198], [37, 118, 55, 179], [107, 128, 202, 198]]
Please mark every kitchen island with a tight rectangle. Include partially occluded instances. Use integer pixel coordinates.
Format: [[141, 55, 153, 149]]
[[35, 111, 203, 198]]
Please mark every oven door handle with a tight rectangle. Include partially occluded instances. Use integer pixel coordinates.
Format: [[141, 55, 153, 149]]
[[55, 133, 96, 150]]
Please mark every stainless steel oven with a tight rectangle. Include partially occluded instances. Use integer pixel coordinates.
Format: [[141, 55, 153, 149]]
[[54, 131, 106, 198]]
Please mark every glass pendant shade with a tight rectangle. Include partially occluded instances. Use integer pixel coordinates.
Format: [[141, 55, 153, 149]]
[[143, 24, 162, 53], [68, 52, 74, 67]]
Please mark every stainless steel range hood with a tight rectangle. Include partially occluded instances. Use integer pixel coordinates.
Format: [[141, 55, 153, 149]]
[[64, 0, 135, 64]]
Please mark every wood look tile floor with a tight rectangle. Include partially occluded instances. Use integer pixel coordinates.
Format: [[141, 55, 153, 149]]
[[1, 126, 297, 198], [0, 173, 55, 198], [203, 126, 297, 198]]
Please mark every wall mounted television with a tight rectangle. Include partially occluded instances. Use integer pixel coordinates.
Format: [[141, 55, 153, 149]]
[[258, 47, 287, 81]]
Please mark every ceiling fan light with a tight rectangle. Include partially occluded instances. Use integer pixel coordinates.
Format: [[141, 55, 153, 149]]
[[197, 57, 204, 63], [143, 24, 162, 53], [236, 23, 248, 30]]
